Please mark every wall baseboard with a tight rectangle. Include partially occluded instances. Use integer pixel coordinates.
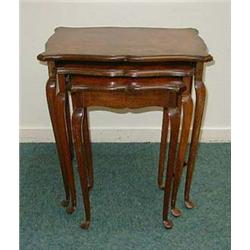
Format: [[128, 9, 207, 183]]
[[20, 127, 231, 143]]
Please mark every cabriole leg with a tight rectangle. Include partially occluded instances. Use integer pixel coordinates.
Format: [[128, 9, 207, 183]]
[[163, 108, 180, 229], [56, 92, 77, 214], [158, 108, 169, 189], [72, 108, 91, 229], [65, 92, 74, 161], [171, 95, 193, 217], [185, 80, 206, 209], [82, 108, 94, 190], [72, 95, 94, 190], [46, 78, 70, 208]]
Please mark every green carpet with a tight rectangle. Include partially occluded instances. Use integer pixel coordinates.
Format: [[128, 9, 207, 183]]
[[20, 143, 230, 250]]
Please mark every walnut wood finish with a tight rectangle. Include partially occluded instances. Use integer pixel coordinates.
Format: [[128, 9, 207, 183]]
[[69, 76, 185, 109], [163, 107, 181, 229], [184, 62, 206, 209], [56, 62, 194, 78], [38, 27, 212, 62], [46, 62, 71, 208], [171, 76, 193, 216], [71, 94, 94, 190], [37, 27, 212, 230], [55, 91, 76, 213], [158, 108, 169, 189], [65, 92, 74, 161], [72, 107, 91, 229], [82, 108, 94, 190], [70, 77, 186, 107], [70, 78, 184, 229], [158, 76, 193, 192]]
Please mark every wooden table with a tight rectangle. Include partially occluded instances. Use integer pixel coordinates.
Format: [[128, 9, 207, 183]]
[[37, 27, 213, 229]]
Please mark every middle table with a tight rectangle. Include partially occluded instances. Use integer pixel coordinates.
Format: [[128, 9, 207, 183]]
[[55, 61, 194, 229]]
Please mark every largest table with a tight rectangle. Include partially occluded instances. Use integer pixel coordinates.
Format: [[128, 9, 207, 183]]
[[37, 27, 213, 219]]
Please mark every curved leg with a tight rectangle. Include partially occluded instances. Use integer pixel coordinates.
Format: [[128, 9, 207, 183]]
[[83, 108, 94, 190], [163, 108, 180, 229], [171, 95, 193, 217], [56, 92, 77, 214], [185, 80, 206, 208], [65, 92, 74, 161], [72, 108, 91, 229], [71, 95, 94, 190], [158, 108, 169, 189], [46, 78, 70, 208]]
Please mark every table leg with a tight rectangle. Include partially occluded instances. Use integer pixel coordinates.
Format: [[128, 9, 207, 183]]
[[83, 108, 94, 190], [71, 95, 94, 190], [65, 92, 74, 161], [158, 108, 169, 189], [171, 94, 193, 217], [185, 63, 206, 208], [163, 107, 180, 229], [72, 107, 91, 229], [56, 92, 77, 214], [46, 78, 70, 208]]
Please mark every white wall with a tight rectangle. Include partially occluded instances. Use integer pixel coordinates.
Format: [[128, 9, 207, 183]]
[[20, 0, 230, 142]]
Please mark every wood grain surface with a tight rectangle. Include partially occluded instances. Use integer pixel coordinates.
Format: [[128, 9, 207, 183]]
[[38, 27, 213, 62]]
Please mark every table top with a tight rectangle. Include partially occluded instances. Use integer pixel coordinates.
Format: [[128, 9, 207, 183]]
[[37, 27, 212, 63]]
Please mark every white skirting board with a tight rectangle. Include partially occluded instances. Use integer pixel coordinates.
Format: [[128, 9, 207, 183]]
[[20, 127, 231, 143]]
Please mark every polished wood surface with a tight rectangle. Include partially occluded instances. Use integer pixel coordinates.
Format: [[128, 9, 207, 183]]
[[38, 27, 212, 62], [37, 27, 212, 230], [72, 107, 91, 229], [163, 107, 181, 229], [56, 61, 195, 77], [55, 91, 76, 214], [70, 76, 185, 229], [185, 62, 207, 209], [46, 62, 70, 208], [171, 76, 193, 216]]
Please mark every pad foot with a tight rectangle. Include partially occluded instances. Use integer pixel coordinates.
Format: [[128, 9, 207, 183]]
[[163, 220, 173, 229]]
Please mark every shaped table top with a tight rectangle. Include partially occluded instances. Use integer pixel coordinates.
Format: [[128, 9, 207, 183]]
[[37, 27, 212, 63]]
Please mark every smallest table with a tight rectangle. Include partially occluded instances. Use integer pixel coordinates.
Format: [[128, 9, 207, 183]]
[[68, 72, 186, 229], [37, 27, 213, 229]]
